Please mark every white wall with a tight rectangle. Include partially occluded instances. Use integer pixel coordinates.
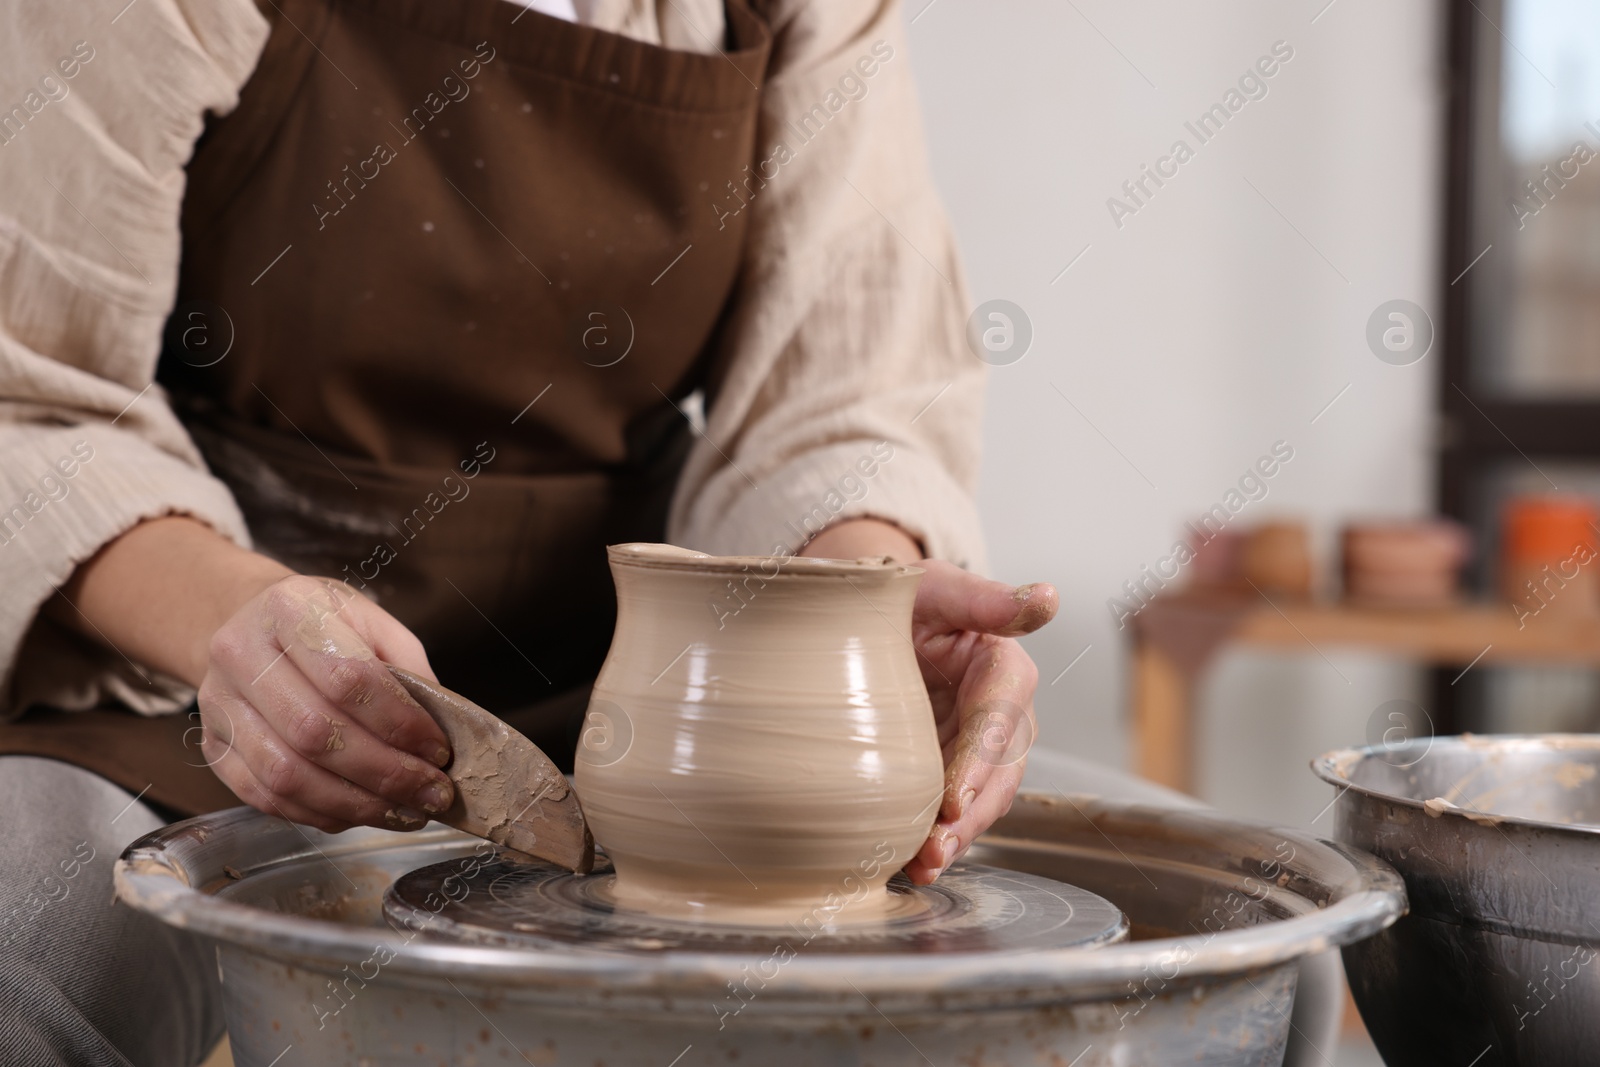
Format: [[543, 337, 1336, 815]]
[[907, 0, 1443, 823]]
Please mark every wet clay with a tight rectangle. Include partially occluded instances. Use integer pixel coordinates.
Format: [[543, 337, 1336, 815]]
[[997, 583, 1059, 636], [575, 544, 945, 924], [1437, 744, 1600, 822], [1422, 796, 1458, 819], [1552, 761, 1597, 790], [1374, 736, 1600, 827], [289, 581, 379, 662]]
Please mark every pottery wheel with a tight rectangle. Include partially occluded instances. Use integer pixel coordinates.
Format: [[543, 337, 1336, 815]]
[[383, 855, 1128, 954]]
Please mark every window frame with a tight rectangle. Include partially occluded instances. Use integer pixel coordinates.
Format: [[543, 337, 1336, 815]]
[[1436, 0, 1600, 724], [1439, 0, 1600, 553]]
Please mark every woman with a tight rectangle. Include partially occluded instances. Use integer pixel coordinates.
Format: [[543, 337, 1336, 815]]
[[0, 0, 1053, 1062]]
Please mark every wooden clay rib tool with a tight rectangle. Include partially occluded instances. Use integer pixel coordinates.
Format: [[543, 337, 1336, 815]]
[[388, 665, 594, 873]]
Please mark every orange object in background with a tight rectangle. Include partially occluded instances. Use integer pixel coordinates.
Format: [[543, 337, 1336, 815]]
[[1500, 495, 1600, 622]]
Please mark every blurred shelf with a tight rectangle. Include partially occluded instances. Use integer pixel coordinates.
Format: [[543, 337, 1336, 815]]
[[1223, 599, 1600, 660], [1127, 591, 1600, 794]]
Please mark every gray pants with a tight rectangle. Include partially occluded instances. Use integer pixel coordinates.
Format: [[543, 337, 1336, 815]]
[[0, 751, 1338, 1067], [0, 756, 223, 1067]]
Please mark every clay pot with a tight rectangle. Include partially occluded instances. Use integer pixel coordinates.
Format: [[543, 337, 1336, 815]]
[[1341, 520, 1471, 607], [574, 544, 944, 923], [1187, 527, 1249, 591], [1240, 522, 1313, 598]]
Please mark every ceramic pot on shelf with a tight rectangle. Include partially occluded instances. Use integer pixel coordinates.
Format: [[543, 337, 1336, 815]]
[[1240, 521, 1314, 598], [574, 543, 944, 923], [1340, 519, 1471, 607]]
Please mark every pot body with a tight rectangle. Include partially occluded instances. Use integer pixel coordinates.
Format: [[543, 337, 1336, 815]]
[[574, 544, 944, 919]]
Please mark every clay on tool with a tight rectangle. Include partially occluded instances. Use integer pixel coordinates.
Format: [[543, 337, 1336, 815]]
[[389, 666, 594, 873], [575, 543, 945, 923]]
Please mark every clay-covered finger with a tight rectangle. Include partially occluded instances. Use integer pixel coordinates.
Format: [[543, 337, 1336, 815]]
[[940, 643, 1038, 821], [208, 629, 453, 815], [207, 746, 355, 834], [904, 825, 956, 885], [222, 741, 431, 835], [195, 676, 245, 757], [942, 700, 1034, 815], [265, 584, 451, 767], [946, 760, 1024, 862], [239, 658, 454, 815], [217, 691, 432, 830], [912, 559, 1059, 638], [905, 761, 1025, 885], [943, 710, 998, 821]]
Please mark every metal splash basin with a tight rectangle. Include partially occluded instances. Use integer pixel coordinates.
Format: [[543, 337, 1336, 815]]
[[116, 791, 1403, 1066], [1314, 734, 1600, 1067]]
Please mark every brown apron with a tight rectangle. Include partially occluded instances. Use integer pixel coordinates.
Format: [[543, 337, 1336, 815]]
[[2, 0, 771, 817]]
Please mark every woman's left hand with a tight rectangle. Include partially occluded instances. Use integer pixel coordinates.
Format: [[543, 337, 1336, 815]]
[[902, 559, 1058, 884], [797, 520, 1058, 885]]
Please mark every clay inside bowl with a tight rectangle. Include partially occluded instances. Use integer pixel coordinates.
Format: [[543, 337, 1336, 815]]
[[574, 543, 945, 924]]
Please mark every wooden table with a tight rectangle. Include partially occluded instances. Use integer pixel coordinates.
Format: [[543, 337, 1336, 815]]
[[1129, 593, 1600, 793]]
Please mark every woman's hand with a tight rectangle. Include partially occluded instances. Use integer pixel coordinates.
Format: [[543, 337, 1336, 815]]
[[196, 575, 456, 834], [53, 516, 454, 833], [797, 518, 1059, 885], [902, 560, 1057, 884]]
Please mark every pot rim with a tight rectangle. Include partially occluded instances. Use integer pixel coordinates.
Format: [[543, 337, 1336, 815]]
[[1311, 733, 1600, 837], [114, 793, 1404, 1000], [607, 542, 923, 580]]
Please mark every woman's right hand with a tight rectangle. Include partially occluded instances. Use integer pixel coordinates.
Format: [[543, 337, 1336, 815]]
[[197, 575, 455, 834]]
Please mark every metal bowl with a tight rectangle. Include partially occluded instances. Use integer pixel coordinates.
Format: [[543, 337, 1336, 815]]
[[1314, 734, 1600, 1067], [116, 791, 1403, 1067]]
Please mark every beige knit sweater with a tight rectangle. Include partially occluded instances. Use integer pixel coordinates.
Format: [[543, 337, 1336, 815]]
[[0, 0, 985, 718]]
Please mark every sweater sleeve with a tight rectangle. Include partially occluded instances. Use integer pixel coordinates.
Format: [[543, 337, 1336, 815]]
[[666, 0, 988, 572], [0, 0, 269, 718]]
